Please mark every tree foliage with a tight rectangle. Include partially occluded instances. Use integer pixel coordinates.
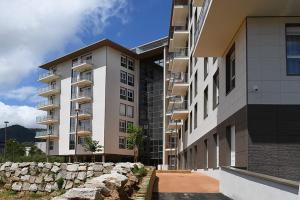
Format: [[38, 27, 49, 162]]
[[83, 137, 103, 162], [126, 124, 143, 162]]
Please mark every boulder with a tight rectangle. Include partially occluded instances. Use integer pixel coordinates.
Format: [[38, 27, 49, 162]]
[[21, 175, 30, 181], [65, 180, 73, 190], [29, 184, 38, 192], [93, 164, 104, 172], [61, 188, 103, 200], [77, 172, 87, 181], [20, 167, 29, 175], [10, 163, 19, 171], [66, 172, 77, 180], [44, 163, 53, 169], [45, 183, 52, 192], [37, 162, 44, 168], [22, 182, 31, 191], [12, 182, 22, 191], [19, 162, 30, 168], [78, 165, 87, 171], [87, 171, 94, 178], [51, 165, 60, 173], [0, 162, 12, 171], [44, 174, 54, 182], [35, 176, 43, 184], [67, 164, 79, 172]]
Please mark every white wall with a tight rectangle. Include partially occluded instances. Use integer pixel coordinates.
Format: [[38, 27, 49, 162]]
[[247, 17, 300, 104], [220, 168, 299, 200]]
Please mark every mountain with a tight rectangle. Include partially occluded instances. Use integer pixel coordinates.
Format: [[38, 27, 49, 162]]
[[0, 125, 42, 146]]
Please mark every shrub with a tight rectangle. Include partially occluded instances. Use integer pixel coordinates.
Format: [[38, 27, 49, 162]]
[[56, 177, 64, 190], [132, 166, 148, 179]]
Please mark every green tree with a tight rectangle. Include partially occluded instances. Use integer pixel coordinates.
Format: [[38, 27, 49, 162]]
[[127, 124, 143, 163], [6, 139, 25, 161], [83, 137, 103, 162]]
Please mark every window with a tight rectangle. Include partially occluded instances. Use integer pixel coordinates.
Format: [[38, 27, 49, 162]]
[[120, 87, 127, 100], [213, 57, 217, 64], [120, 71, 127, 84], [127, 105, 134, 118], [189, 56, 193, 77], [204, 57, 208, 80], [127, 89, 134, 102], [128, 58, 135, 71], [69, 134, 75, 150], [49, 141, 54, 150], [189, 83, 193, 105], [204, 87, 208, 118], [194, 71, 198, 97], [286, 25, 300, 75], [189, 27, 193, 49], [127, 121, 133, 132], [184, 119, 188, 132], [214, 133, 219, 168], [128, 74, 134, 86], [78, 137, 85, 145], [121, 56, 127, 68], [213, 69, 219, 109], [194, 103, 198, 129], [120, 103, 126, 116], [189, 112, 193, 134], [226, 44, 236, 94], [119, 137, 126, 149], [119, 120, 126, 132]]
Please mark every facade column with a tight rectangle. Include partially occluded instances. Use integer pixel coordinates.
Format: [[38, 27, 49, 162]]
[[162, 44, 167, 167], [102, 154, 105, 162]]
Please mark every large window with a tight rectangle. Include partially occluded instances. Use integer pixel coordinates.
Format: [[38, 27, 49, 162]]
[[119, 137, 126, 149], [49, 141, 54, 151], [213, 69, 219, 109], [194, 71, 198, 97], [121, 56, 127, 68], [128, 74, 134, 86], [69, 134, 75, 150], [120, 71, 127, 84], [194, 103, 198, 129], [127, 89, 134, 102], [226, 44, 236, 94], [120, 103, 126, 116], [120, 87, 127, 100], [204, 86, 208, 119], [204, 57, 208, 80], [286, 25, 300, 75], [189, 82, 193, 105], [119, 120, 126, 132], [127, 58, 135, 71], [127, 105, 134, 118], [189, 111, 193, 134]]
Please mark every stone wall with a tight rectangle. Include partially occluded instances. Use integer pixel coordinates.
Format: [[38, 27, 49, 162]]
[[0, 162, 143, 197]]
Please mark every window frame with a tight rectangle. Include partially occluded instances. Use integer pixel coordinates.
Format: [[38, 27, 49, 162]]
[[127, 73, 134, 86], [121, 55, 127, 68], [120, 70, 127, 84], [119, 136, 127, 149], [204, 86, 208, 119], [119, 103, 126, 116], [213, 69, 220, 109], [204, 57, 208, 80], [286, 24, 300, 75], [127, 105, 134, 118], [49, 141, 54, 151], [127, 58, 135, 71], [120, 87, 127, 100], [119, 120, 126, 132], [127, 89, 134, 102], [226, 44, 236, 94], [69, 134, 75, 150]]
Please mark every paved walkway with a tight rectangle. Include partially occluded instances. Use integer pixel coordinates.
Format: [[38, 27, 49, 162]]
[[153, 172, 231, 200]]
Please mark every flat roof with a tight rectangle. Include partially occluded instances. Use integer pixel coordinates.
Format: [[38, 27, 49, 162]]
[[39, 39, 139, 69]]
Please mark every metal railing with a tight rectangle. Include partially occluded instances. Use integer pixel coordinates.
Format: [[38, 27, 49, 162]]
[[37, 100, 59, 108], [172, 100, 188, 111], [169, 119, 182, 124], [36, 130, 58, 137], [38, 85, 59, 94], [174, 0, 188, 6], [166, 143, 177, 149], [194, 0, 211, 45], [71, 90, 92, 99], [71, 108, 92, 116], [39, 71, 58, 80], [72, 58, 93, 67], [171, 72, 188, 83], [36, 115, 57, 123], [71, 124, 92, 133], [72, 74, 93, 83], [173, 48, 188, 58]]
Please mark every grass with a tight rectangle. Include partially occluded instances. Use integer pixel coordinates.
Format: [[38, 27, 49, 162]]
[[132, 166, 148, 180]]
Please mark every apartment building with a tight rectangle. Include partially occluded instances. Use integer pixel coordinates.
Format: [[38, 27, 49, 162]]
[[36, 38, 166, 163], [164, 0, 300, 181]]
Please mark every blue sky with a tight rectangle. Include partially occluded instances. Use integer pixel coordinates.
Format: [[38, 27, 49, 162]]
[[0, 0, 171, 128]]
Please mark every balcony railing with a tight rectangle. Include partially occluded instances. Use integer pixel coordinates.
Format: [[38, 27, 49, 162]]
[[172, 100, 188, 111], [71, 74, 93, 83], [36, 130, 58, 138], [71, 124, 92, 133], [36, 115, 57, 123], [171, 72, 188, 83], [39, 71, 59, 80], [169, 119, 181, 124], [166, 143, 177, 149], [174, 0, 188, 6], [37, 100, 59, 109], [38, 85, 59, 94], [71, 108, 92, 116], [173, 48, 188, 58], [71, 90, 92, 100], [72, 58, 93, 67], [194, 0, 211, 45]]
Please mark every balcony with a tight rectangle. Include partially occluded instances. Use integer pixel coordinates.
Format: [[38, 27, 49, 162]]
[[71, 74, 93, 87], [38, 71, 60, 83], [167, 96, 183, 110], [171, 73, 189, 96], [36, 115, 59, 125], [70, 108, 92, 120], [172, 0, 189, 27], [167, 119, 183, 129], [172, 26, 189, 48], [165, 143, 177, 151], [171, 100, 188, 120], [193, 0, 300, 57], [170, 48, 188, 72], [71, 125, 92, 136], [38, 85, 60, 97], [72, 59, 93, 72], [71, 91, 92, 103], [35, 130, 59, 140], [193, 0, 204, 6], [37, 100, 59, 111]]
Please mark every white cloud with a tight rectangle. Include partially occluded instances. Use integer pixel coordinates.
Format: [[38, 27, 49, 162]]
[[0, 0, 128, 89], [0, 101, 44, 128], [0, 86, 42, 103]]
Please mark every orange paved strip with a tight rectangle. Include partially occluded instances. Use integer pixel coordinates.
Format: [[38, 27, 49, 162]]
[[154, 172, 219, 193]]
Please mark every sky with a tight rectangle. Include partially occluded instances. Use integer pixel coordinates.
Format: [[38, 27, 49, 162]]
[[0, 0, 172, 128]]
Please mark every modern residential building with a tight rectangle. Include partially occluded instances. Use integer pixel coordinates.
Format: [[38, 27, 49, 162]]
[[163, 0, 300, 181], [36, 38, 166, 163]]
